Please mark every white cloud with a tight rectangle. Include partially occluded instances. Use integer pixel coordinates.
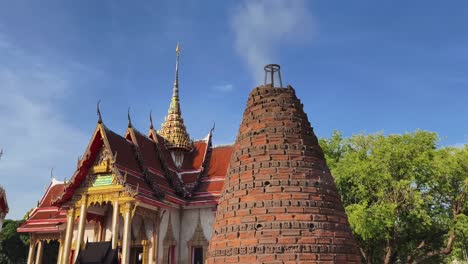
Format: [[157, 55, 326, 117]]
[[231, 0, 314, 83], [0, 35, 88, 219], [212, 84, 234, 92]]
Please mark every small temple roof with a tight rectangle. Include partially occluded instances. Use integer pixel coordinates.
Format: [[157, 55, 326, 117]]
[[17, 178, 66, 233]]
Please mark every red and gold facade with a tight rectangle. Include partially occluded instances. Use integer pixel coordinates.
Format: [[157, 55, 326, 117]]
[[18, 45, 232, 264]]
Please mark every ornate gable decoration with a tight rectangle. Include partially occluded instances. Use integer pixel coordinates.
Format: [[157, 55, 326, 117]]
[[79, 147, 117, 189], [188, 213, 209, 247], [91, 148, 113, 174]]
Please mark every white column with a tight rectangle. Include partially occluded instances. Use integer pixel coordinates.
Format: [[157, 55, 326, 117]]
[[111, 200, 120, 249], [35, 240, 44, 264], [74, 195, 88, 263], [121, 203, 133, 264], [62, 207, 76, 264], [26, 237, 36, 264]]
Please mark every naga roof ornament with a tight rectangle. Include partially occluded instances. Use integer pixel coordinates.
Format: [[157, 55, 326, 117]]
[[159, 43, 193, 152]]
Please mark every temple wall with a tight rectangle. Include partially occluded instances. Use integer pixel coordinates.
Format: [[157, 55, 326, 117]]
[[157, 208, 181, 264]]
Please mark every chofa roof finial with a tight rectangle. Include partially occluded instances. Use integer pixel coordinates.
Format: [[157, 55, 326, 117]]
[[149, 110, 154, 129], [127, 107, 132, 128], [97, 100, 103, 124]]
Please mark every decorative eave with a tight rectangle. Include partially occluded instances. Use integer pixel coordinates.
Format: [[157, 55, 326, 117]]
[[124, 126, 165, 199], [184, 130, 214, 195]]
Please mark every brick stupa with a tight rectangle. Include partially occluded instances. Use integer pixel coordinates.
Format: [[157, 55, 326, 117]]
[[207, 65, 361, 264]]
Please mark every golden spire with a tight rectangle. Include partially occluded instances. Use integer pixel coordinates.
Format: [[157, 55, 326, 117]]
[[158, 43, 192, 152]]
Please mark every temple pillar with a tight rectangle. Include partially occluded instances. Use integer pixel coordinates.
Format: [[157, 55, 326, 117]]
[[122, 202, 134, 264], [142, 240, 149, 264], [74, 194, 88, 262], [57, 239, 63, 264], [35, 240, 44, 264], [111, 200, 119, 249], [62, 207, 76, 264], [147, 241, 153, 264], [26, 236, 36, 264]]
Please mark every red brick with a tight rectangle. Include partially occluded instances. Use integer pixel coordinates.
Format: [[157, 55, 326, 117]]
[[206, 84, 360, 264]]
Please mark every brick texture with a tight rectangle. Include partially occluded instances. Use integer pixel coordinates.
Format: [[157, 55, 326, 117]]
[[206, 85, 361, 264]]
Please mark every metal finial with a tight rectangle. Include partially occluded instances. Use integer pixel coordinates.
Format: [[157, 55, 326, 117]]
[[149, 110, 154, 129], [176, 42, 181, 55], [211, 121, 216, 134], [127, 107, 132, 128], [264, 64, 283, 88], [97, 100, 103, 124], [173, 43, 181, 98], [0, 149, 3, 161], [50, 167, 54, 179]]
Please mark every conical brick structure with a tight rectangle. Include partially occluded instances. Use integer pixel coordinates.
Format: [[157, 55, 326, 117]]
[[207, 69, 361, 263]]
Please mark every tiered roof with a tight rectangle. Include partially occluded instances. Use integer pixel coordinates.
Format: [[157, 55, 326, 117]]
[[48, 120, 232, 208], [18, 118, 233, 233], [17, 179, 66, 233]]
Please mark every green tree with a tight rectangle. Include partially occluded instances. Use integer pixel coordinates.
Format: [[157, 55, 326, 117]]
[[0, 219, 29, 264], [320, 131, 467, 264]]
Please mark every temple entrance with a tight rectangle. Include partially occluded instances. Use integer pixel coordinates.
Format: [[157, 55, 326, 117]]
[[129, 245, 143, 264], [192, 247, 203, 264], [43, 240, 59, 263]]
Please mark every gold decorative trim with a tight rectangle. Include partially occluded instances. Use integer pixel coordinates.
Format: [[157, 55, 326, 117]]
[[32, 232, 61, 243]]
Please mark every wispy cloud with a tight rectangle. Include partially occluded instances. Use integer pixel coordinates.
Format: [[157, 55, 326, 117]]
[[212, 84, 234, 92], [0, 34, 88, 219], [231, 0, 314, 83], [450, 134, 468, 149]]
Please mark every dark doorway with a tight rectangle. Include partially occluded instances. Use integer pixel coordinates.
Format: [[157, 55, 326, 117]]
[[43, 240, 59, 264], [130, 246, 143, 264], [192, 247, 203, 264]]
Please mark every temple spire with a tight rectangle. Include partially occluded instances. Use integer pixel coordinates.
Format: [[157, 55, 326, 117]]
[[159, 43, 192, 155], [173, 43, 180, 98]]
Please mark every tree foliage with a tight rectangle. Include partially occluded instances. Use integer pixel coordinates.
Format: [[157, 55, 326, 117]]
[[320, 131, 468, 264], [0, 219, 29, 264]]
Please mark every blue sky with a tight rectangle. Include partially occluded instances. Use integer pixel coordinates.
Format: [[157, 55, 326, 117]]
[[0, 0, 467, 219]]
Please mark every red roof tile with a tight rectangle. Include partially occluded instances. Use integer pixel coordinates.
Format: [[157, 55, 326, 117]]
[[182, 140, 208, 170], [207, 145, 233, 177]]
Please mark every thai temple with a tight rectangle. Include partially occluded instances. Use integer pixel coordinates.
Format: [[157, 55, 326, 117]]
[[17, 45, 360, 264]]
